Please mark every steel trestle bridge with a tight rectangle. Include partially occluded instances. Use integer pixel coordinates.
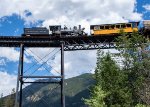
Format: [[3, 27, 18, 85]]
[[0, 35, 129, 107]]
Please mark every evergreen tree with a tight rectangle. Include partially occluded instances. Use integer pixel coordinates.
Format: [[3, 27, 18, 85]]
[[0, 93, 4, 107], [84, 85, 107, 107], [4, 88, 15, 107], [116, 32, 150, 106], [84, 50, 132, 106]]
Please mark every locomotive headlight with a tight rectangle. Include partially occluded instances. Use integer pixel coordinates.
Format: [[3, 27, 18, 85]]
[[26, 35, 30, 36]]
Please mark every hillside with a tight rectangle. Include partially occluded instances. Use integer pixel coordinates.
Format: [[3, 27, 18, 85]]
[[20, 73, 95, 107]]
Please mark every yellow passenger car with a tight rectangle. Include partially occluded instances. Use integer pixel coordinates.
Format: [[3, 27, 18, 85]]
[[90, 22, 139, 36]]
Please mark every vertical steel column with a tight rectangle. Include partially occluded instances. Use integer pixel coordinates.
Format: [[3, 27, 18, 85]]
[[19, 44, 24, 107], [15, 44, 23, 107], [61, 42, 65, 107]]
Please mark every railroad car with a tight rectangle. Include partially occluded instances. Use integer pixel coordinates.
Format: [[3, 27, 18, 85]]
[[90, 22, 139, 36], [139, 20, 150, 36], [23, 27, 49, 36], [143, 20, 150, 30]]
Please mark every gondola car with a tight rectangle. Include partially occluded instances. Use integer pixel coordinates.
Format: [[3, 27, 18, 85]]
[[90, 22, 139, 36], [23, 27, 49, 36]]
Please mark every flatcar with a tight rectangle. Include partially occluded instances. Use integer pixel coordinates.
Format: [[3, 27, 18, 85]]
[[90, 22, 139, 36]]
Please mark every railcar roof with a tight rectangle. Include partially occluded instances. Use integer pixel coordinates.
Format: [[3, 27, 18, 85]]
[[90, 22, 139, 26]]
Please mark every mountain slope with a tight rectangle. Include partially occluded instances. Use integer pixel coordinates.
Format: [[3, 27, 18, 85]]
[[22, 73, 95, 107]]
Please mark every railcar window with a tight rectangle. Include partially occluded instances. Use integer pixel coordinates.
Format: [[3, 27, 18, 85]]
[[111, 25, 115, 29], [132, 23, 137, 28], [100, 26, 104, 29], [105, 26, 109, 29], [121, 24, 126, 28], [94, 26, 100, 30], [126, 24, 131, 27], [116, 25, 120, 29], [109, 26, 111, 29]]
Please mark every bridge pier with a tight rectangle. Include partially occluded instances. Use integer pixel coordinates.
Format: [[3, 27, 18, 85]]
[[61, 42, 65, 107], [19, 44, 24, 107], [15, 42, 65, 107], [15, 44, 24, 107]]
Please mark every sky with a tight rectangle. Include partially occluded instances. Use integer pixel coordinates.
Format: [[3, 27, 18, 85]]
[[0, 0, 150, 96]]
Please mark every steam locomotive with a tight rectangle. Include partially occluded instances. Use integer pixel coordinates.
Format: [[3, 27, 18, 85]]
[[22, 20, 150, 37], [23, 25, 87, 37]]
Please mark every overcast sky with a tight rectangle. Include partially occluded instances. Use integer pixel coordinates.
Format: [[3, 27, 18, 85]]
[[0, 0, 150, 96]]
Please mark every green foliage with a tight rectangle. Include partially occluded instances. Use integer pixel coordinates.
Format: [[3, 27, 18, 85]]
[[0, 93, 4, 107], [116, 32, 150, 105], [3, 88, 15, 107], [85, 51, 132, 107], [135, 104, 147, 107], [85, 32, 150, 107], [84, 85, 107, 107]]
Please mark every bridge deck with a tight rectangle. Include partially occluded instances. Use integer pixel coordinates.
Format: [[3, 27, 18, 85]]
[[0, 35, 119, 50]]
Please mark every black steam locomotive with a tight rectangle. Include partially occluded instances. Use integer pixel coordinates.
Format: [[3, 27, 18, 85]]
[[22, 25, 87, 37]]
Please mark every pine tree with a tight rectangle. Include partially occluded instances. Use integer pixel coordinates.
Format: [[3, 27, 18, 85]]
[[84, 85, 107, 107], [84, 50, 132, 106], [0, 93, 4, 107], [84, 32, 150, 106], [116, 31, 150, 106], [4, 88, 15, 107]]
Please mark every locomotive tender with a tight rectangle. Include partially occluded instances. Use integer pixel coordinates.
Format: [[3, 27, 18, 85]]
[[23, 20, 150, 37]]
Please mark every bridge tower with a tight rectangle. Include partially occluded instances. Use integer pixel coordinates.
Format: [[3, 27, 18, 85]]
[[15, 42, 65, 107]]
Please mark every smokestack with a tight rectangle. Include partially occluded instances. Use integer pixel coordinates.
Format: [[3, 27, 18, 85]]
[[79, 25, 81, 30]]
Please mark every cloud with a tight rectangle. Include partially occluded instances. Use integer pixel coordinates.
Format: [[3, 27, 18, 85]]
[[41, 0, 142, 33], [0, 71, 17, 96], [17, 48, 96, 78], [0, 47, 30, 63], [0, 0, 142, 31], [143, 4, 150, 11], [50, 49, 124, 78], [0, 71, 34, 96], [0, 59, 6, 66], [25, 48, 59, 64], [51, 50, 97, 78], [23, 48, 97, 78]]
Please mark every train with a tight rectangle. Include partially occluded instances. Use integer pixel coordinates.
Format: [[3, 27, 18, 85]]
[[23, 25, 87, 37], [22, 20, 150, 37]]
